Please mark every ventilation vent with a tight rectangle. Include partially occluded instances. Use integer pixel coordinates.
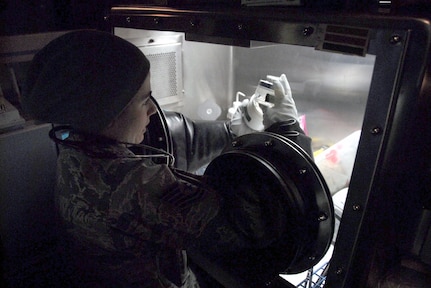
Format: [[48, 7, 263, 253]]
[[147, 51, 178, 98], [138, 42, 183, 108], [316, 24, 370, 56]]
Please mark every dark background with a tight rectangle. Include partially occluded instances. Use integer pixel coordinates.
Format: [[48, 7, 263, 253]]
[[0, 0, 115, 35], [0, 0, 401, 36], [1, 0, 430, 36]]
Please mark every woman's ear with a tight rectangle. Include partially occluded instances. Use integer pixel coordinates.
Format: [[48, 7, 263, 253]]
[[100, 118, 120, 140]]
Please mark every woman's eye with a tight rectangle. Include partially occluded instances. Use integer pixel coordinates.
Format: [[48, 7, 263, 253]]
[[142, 92, 152, 105]]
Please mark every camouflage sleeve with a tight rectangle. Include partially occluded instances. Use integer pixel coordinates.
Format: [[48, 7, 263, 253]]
[[58, 143, 262, 254], [139, 165, 275, 252], [187, 184, 281, 255], [107, 161, 221, 249]]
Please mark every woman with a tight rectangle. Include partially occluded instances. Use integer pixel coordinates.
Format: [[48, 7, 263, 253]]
[[22, 30, 310, 287]]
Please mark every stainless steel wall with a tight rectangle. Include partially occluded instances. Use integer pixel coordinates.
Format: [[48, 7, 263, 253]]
[[230, 42, 375, 148], [116, 28, 375, 149], [182, 40, 233, 120], [180, 36, 375, 151]]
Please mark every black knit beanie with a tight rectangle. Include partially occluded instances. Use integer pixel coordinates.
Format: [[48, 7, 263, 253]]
[[22, 30, 150, 133]]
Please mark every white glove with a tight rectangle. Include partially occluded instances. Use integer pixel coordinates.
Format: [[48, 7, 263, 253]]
[[229, 98, 259, 136], [263, 74, 298, 129]]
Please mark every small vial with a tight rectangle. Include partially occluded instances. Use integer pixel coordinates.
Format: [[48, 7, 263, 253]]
[[254, 80, 274, 108]]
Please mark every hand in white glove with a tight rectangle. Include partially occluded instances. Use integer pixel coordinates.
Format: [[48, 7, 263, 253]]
[[263, 74, 298, 129], [229, 98, 259, 136]]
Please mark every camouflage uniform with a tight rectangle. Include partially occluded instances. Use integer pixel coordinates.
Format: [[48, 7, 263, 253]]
[[56, 139, 220, 287], [54, 119, 311, 288]]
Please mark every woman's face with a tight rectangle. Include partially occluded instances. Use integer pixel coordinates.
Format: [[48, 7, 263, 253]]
[[102, 74, 157, 144]]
